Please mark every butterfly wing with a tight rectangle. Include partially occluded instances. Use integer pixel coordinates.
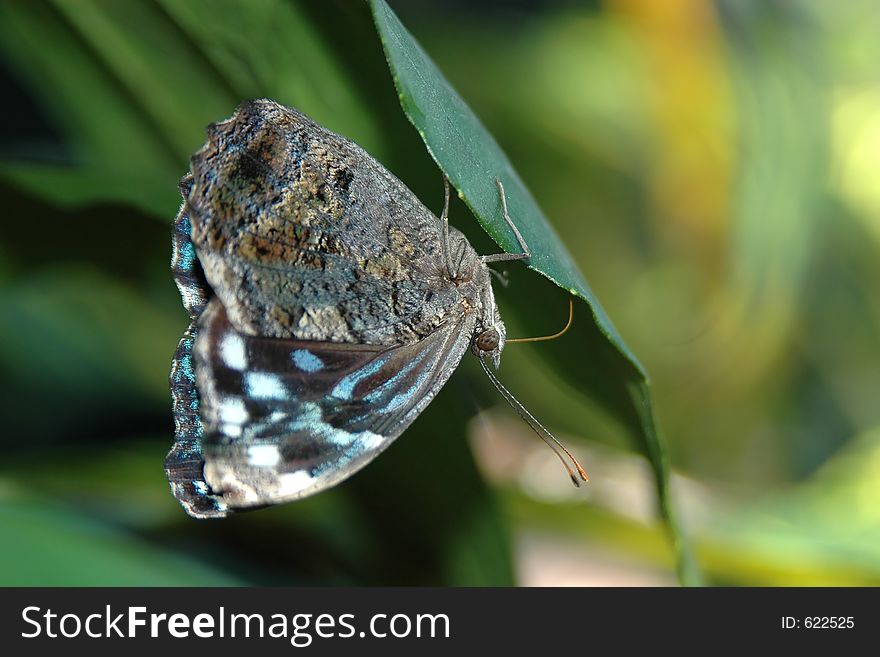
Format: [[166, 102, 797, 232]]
[[166, 299, 476, 517], [185, 99, 469, 347], [168, 99, 491, 518]]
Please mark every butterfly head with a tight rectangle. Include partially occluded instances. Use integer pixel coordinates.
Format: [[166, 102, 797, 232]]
[[472, 316, 506, 370]]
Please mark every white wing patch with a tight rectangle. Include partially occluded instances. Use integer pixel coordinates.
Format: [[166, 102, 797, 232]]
[[277, 470, 316, 496], [244, 371, 288, 400], [247, 444, 281, 467], [219, 332, 247, 370]]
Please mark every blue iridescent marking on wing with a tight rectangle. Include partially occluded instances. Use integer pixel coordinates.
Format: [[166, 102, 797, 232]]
[[363, 349, 428, 403], [382, 365, 434, 414], [282, 402, 381, 449], [177, 348, 196, 384], [178, 232, 196, 270], [330, 355, 390, 400], [292, 349, 324, 373]]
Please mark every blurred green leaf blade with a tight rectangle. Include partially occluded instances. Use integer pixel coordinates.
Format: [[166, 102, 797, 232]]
[[0, 0, 384, 218], [0, 0, 183, 215], [0, 499, 244, 586], [369, 0, 698, 585]]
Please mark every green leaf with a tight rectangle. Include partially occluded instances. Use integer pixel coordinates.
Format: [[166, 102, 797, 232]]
[[369, 0, 698, 585], [0, 265, 181, 414], [0, 499, 244, 586], [0, 0, 515, 586], [0, 0, 183, 216], [0, 0, 383, 218], [155, 0, 383, 154]]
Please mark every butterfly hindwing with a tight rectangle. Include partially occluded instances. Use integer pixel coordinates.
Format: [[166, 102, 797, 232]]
[[174, 299, 476, 513]]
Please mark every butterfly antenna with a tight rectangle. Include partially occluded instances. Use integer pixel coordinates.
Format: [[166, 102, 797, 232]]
[[507, 298, 574, 344], [478, 354, 589, 486]]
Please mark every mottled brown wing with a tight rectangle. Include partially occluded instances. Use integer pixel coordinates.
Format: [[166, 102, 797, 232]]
[[183, 99, 468, 347]]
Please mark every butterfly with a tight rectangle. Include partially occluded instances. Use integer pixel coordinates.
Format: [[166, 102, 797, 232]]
[[166, 99, 585, 518]]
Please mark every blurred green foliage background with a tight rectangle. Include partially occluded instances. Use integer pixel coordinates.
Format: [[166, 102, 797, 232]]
[[1, 0, 879, 586]]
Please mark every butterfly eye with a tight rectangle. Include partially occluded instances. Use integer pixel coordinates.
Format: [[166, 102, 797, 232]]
[[475, 328, 500, 352]]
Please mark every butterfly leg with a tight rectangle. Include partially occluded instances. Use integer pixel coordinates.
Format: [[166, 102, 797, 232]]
[[488, 267, 510, 287], [481, 179, 531, 264], [439, 174, 460, 280]]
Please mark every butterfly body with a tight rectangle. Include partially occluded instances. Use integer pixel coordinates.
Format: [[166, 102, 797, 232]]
[[167, 99, 506, 518]]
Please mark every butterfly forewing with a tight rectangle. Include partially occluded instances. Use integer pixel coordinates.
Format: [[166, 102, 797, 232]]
[[186, 99, 463, 347]]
